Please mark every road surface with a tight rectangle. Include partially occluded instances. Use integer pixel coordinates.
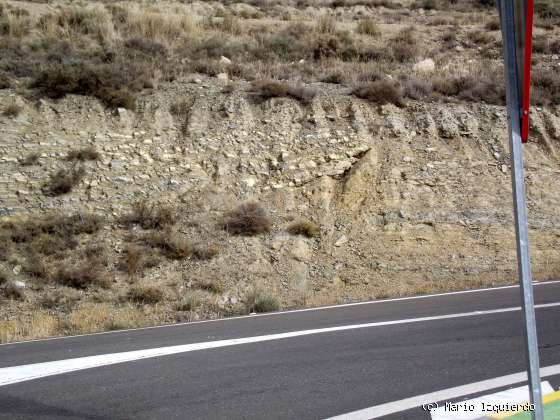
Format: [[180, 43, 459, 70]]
[[1, 281, 560, 419]]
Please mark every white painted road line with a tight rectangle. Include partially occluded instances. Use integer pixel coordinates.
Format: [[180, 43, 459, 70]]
[[325, 364, 560, 420], [430, 381, 554, 420], [1, 302, 559, 387], [2, 280, 559, 347]]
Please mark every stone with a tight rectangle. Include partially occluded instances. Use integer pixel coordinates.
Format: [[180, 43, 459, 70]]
[[413, 59, 435, 73], [290, 237, 311, 262], [217, 73, 229, 81], [335, 235, 348, 247], [12, 265, 22, 275], [219, 56, 232, 65]]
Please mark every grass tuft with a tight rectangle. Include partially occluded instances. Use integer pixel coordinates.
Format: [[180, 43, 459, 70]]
[[224, 202, 271, 236]]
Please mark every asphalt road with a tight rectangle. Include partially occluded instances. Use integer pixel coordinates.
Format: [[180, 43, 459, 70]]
[[1, 281, 560, 420]]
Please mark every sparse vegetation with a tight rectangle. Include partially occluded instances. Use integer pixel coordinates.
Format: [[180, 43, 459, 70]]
[[121, 201, 176, 230], [55, 258, 111, 289], [128, 284, 164, 304], [20, 152, 40, 166], [245, 288, 280, 313], [44, 165, 86, 195], [65, 146, 100, 162], [356, 18, 380, 37], [224, 202, 271, 236], [352, 80, 405, 107], [287, 219, 321, 238], [2, 104, 22, 117], [176, 293, 200, 312], [250, 80, 316, 105]]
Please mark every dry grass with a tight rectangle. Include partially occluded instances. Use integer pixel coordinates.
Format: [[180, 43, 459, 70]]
[[175, 292, 201, 312], [142, 230, 193, 260], [44, 165, 85, 195], [20, 152, 40, 166], [2, 103, 22, 117], [128, 284, 164, 304], [118, 244, 160, 276], [195, 279, 225, 294], [55, 258, 112, 289], [65, 146, 100, 162], [250, 80, 316, 105], [352, 79, 405, 107], [356, 18, 380, 37], [287, 219, 321, 238], [0, 313, 59, 344], [223, 202, 271, 236], [245, 288, 280, 313], [121, 201, 176, 230]]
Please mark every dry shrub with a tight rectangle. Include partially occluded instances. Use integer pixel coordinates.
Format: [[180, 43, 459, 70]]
[[352, 79, 405, 107], [2, 281, 25, 301], [532, 67, 560, 106], [403, 75, 434, 100], [31, 60, 148, 110], [44, 165, 85, 195], [55, 258, 111, 289], [175, 293, 201, 312], [316, 14, 337, 34], [20, 152, 39, 166], [485, 19, 500, 31], [67, 304, 110, 333], [356, 18, 380, 37], [2, 104, 21, 117], [142, 230, 193, 260], [193, 244, 220, 260], [0, 313, 59, 344], [3, 212, 104, 246], [387, 26, 419, 62], [128, 284, 163, 304], [65, 146, 100, 162], [170, 98, 195, 135], [118, 245, 160, 275], [45, 6, 116, 43], [0, 72, 11, 89], [121, 201, 176, 230], [23, 252, 52, 279], [432, 67, 505, 105], [287, 219, 321, 238], [321, 70, 348, 84], [124, 36, 168, 56], [245, 288, 280, 313], [124, 9, 197, 41], [250, 80, 316, 105], [40, 287, 81, 309], [224, 202, 271, 236], [467, 30, 492, 46], [0, 5, 32, 38], [196, 279, 224, 294]]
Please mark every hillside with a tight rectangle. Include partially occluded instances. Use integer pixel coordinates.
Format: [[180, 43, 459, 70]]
[[0, 0, 559, 343]]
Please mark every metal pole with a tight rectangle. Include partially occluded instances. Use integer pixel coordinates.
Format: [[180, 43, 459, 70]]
[[497, 1, 543, 418]]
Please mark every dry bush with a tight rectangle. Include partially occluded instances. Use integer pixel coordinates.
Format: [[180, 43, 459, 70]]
[[0, 5, 32, 38], [23, 252, 52, 279], [196, 279, 224, 294], [65, 146, 100, 162], [124, 36, 168, 57], [2, 104, 22, 117], [170, 98, 195, 135], [485, 19, 500, 31], [2, 281, 25, 301], [533, 37, 560, 55], [0, 72, 11, 89], [142, 230, 193, 260], [44, 165, 85, 195], [356, 18, 380, 37], [402, 75, 434, 100], [31, 60, 148, 110], [128, 284, 163, 304], [40, 287, 81, 310], [223, 202, 271, 236], [386, 26, 419, 63], [2, 212, 104, 247], [122, 8, 198, 42], [45, 5, 116, 43], [193, 244, 220, 260], [0, 313, 59, 344], [20, 152, 39, 166], [287, 219, 321, 238], [175, 293, 201, 312], [467, 30, 493, 46], [316, 14, 337, 34], [118, 244, 160, 276], [532, 67, 560, 106], [121, 201, 176, 230], [432, 67, 505, 105], [67, 304, 110, 334], [245, 288, 280, 313], [250, 80, 316, 105], [321, 70, 348, 84], [352, 79, 405, 107], [55, 258, 112, 289]]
